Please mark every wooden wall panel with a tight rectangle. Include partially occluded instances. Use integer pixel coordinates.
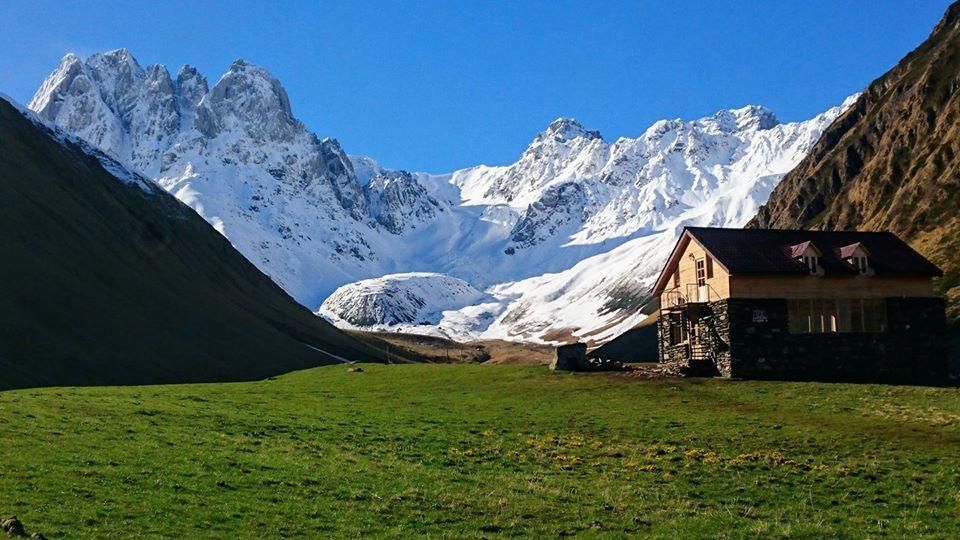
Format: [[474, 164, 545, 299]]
[[656, 234, 937, 304], [729, 276, 935, 299], [659, 238, 731, 304]]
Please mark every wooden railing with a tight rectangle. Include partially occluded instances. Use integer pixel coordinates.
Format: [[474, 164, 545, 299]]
[[663, 284, 720, 308], [684, 283, 720, 304]]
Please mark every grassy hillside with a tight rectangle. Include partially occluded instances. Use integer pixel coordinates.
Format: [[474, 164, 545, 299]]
[[2, 365, 959, 537], [0, 100, 397, 390], [749, 2, 960, 323]]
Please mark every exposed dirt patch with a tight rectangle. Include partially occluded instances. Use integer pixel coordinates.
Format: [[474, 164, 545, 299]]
[[348, 331, 555, 365]]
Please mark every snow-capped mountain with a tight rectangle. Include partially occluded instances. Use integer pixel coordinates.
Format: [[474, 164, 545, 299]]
[[323, 97, 856, 343], [29, 50, 397, 306], [30, 49, 855, 344]]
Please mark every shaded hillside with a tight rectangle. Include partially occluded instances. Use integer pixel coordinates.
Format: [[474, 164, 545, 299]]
[[750, 2, 960, 322], [0, 99, 396, 390]]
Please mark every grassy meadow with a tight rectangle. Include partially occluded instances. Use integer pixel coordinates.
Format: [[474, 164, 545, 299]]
[[2, 365, 959, 538]]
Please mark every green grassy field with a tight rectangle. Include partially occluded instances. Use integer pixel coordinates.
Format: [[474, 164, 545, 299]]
[[2, 365, 959, 538]]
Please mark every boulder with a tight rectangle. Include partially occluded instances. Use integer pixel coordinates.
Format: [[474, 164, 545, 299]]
[[551, 343, 588, 371], [552, 343, 628, 372], [2, 517, 25, 537]]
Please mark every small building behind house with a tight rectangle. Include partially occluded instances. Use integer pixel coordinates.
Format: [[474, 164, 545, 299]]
[[651, 227, 947, 382]]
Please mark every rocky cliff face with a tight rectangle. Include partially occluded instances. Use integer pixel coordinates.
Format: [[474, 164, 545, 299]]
[[750, 2, 960, 322]]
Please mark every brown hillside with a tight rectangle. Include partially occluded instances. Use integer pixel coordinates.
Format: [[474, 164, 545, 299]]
[[749, 2, 960, 321]]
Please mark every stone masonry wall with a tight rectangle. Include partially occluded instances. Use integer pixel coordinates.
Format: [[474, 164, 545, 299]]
[[657, 303, 733, 376], [726, 297, 948, 383], [657, 311, 688, 366]]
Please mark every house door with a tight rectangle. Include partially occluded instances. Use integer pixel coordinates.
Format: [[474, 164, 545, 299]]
[[689, 319, 705, 361], [695, 258, 708, 302]]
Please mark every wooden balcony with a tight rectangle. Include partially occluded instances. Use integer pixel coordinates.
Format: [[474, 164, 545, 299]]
[[661, 283, 720, 313]]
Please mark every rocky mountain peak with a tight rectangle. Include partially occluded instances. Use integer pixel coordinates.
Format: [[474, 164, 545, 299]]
[[540, 117, 602, 142], [365, 170, 443, 234], [732, 105, 779, 130], [708, 105, 779, 133], [175, 65, 208, 110], [196, 59, 294, 139], [319, 137, 355, 178], [28, 53, 88, 117], [86, 48, 142, 72], [144, 64, 175, 93]]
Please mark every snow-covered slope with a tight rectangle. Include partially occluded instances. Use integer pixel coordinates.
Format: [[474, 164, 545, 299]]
[[318, 273, 488, 333], [31, 49, 855, 344], [320, 98, 856, 343]]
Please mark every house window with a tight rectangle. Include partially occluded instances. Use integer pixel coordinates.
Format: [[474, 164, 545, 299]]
[[668, 313, 687, 345], [850, 298, 887, 332], [852, 256, 869, 274], [695, 258, 706, 287], [788, 299, 806, 333], [788, 298, 887, 334], [802, 255, 819, 275]]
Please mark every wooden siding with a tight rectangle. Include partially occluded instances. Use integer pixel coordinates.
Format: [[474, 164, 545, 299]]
[[659, 237, 731, 305], [728, 275, 936, 299], [657, 232, 937, 304]]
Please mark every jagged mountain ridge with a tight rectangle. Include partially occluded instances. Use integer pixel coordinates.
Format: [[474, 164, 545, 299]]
[[29, 50, 430, 306], [319, 99, 853, 343], [31, 49, 852, 343], [749, 1, 960, 323], [321, 105, 855, 343]]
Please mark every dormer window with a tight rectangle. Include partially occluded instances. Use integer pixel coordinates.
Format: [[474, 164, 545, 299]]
[[840, 243, 872, 276], [790, 241, 822, 276]]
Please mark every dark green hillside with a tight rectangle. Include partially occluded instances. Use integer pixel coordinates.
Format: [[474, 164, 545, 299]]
[[749, 2, 960, 323], [0, 99, 395, 390]]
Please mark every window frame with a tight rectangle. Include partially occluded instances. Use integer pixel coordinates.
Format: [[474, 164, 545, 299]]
[[695, 258, 707, 287], [787, 298, 886, 335], [852, 256, 869, 274]]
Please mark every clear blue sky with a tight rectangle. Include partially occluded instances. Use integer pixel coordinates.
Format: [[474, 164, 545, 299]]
[[0, 0, 952, 172]]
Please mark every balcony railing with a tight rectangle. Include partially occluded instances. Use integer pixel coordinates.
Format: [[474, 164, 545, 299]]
[[662, 283, 719, 309]]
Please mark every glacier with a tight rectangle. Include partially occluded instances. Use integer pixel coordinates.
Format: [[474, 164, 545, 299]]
[[28, 49, 857, 344]]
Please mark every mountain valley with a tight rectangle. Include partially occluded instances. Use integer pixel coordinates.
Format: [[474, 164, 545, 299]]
[[29, 51, 854, 343]]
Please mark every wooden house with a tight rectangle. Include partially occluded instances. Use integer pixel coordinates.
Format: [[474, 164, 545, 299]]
[[651, 227, 947, 381]]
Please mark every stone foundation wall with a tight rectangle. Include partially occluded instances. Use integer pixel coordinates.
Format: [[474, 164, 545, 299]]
[[725, 297, 948, 383], [657, 312, 689, 366], [657, 303, 733, 376], [699, 301, 732, 376]]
